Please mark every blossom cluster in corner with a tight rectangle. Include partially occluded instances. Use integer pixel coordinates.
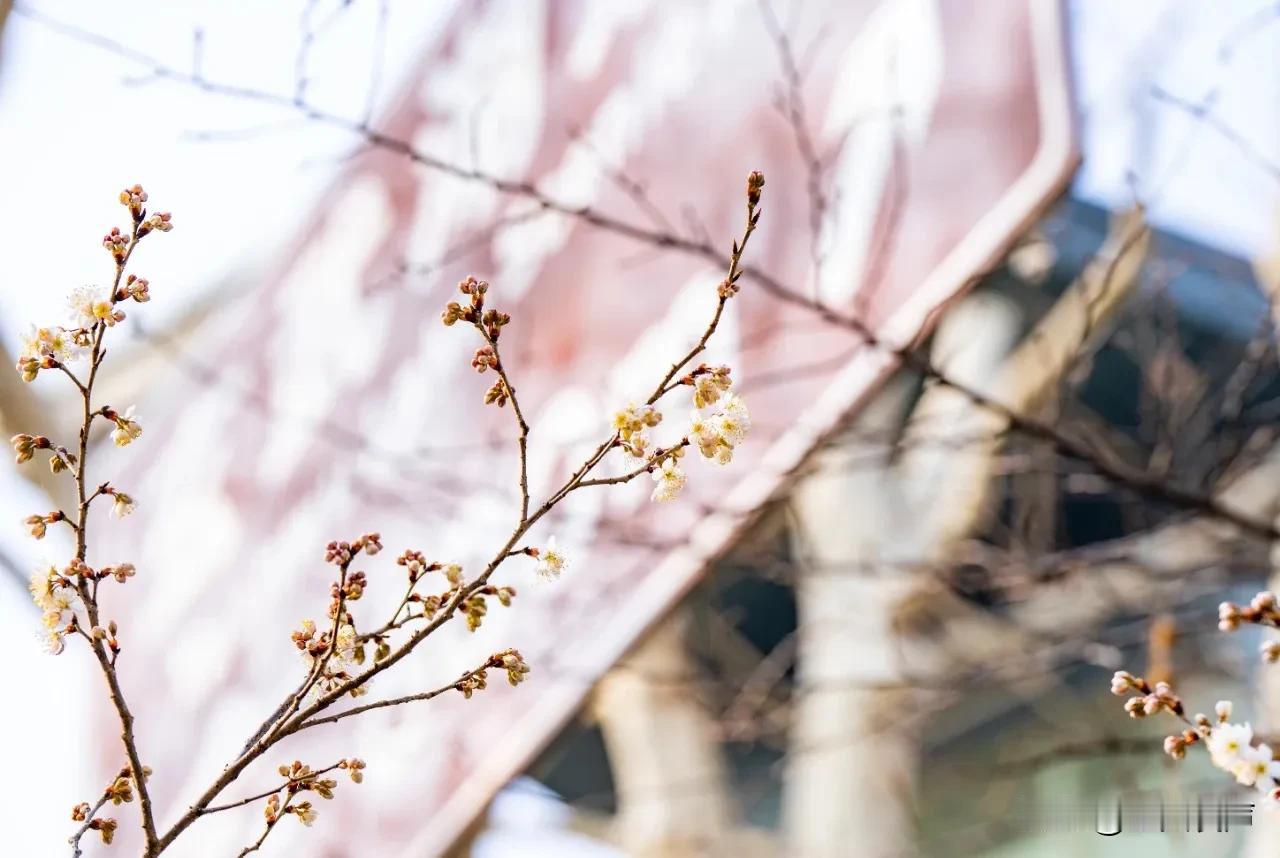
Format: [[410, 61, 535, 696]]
[[1113, 587, 1280, 808]]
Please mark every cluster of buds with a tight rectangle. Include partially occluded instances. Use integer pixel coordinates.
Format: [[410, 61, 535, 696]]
[[117, 274, 151, 303], [291, 620, 365, 697], [492, 649, 531, 686], [331, 571, 368, 611], [458, 584, 519, 633], [324, 540, 354, 565], [1219, 593, 1280, 665], [88, 817, 119, 845], [485, 584, 516, 607], [138, 211, 173, 237], [23, 510, 64, 540], [292, 619, 356, 661], [481, 308, 511, 340], [263, 794, 281, 823], [10, 433, 50, 464], [116, 184, 174, 236], [280, 761, 339, 801], [1163, 728, 1203, 761], [463, 593, 488, 632], [103, 227, 130, 263], [409, 592, 443, 621], [456, 668, 489, 699], [471, 345, 498, 373], [443, 562, 464, 587], [48, 447, 76, 475], [98, 563, 136, 584], [445, 277, 522, 409], [1220, 592, 1280, 632], [353, 532, 381, 556], [291, 619, 323, 658], [396, 549, 440, 583], [685, 364, 732, 409], [92, 620, 123, 659], [338, 758, 366, 784], [456, 651, 532, 698], [441, 276, 489, 327], [105, 775, 135, 806], [485, 378, 510, 407], [120, 184, 148, 219], [1111, 670, 1185, 719], [264, 794, 317, 827], [16, 353, 57, 383]]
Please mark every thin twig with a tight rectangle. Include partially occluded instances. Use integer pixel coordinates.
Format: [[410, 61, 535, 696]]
[[295, 665, 491, 731]]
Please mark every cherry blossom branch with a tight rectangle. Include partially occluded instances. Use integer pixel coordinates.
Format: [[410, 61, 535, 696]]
[[152, 174, 765, 852], [63, 209, 165, 855], [1111, 592, 1280, 803], [11, 186, 167, 855]]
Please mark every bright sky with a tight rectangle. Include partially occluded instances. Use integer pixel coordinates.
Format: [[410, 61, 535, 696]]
[[0, 0, 456, 336], [0, 0, 1272, 334], [1070, 0, 1280, 257], [0, 1, 1276, 854]]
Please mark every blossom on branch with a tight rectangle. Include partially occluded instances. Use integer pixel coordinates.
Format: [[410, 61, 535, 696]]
[[21, 325, 83, 363], [68, 285, 125, 328], [533, 537, 567, 582], [108, 406, 143, 447], [109, 491, 137, 518], [651, 456, 687, 502]]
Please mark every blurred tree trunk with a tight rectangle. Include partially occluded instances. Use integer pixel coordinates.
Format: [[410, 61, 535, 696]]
[[783, 294, 1021, 858], [594, 609, 733, 857], [783, 210, 1147, 857]]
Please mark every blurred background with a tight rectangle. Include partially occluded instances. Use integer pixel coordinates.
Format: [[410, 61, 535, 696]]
[[1, 1, 1279, 856]]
